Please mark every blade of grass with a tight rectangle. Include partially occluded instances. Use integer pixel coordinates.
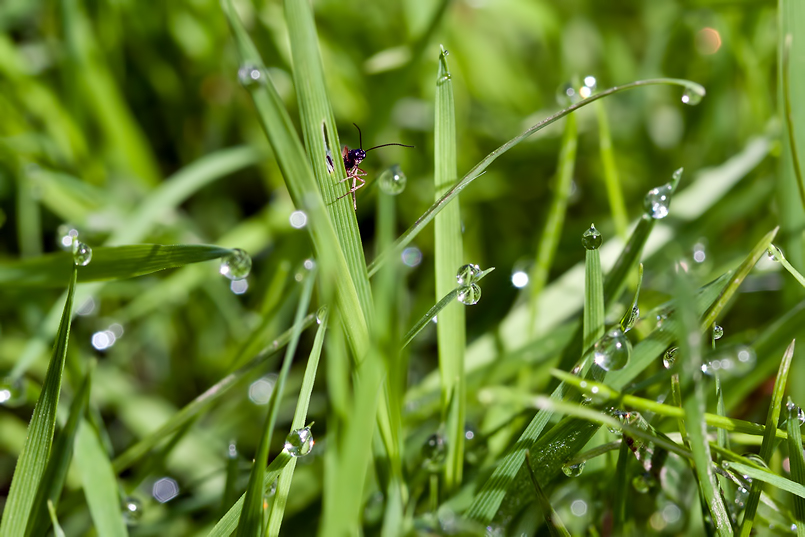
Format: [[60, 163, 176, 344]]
[[786, 398, 805, 537], [235, 266, 315, 536], [74, 418, 127, 537], [45, 501, 64, 537], [612, 438, 631, 534], [266, 313, 328, 536], [727, 461, 805, 499], [0, 267, 76, 537], [433, 44, 465, 493], [524, 452, 570, 537], [15, 163, 42, 258], [0, 244, 232, 287], [739, 340, 796, 536], [528, 110, 577, 334], [25, 362, 93, 537], [595, 100, 628, 239], [583, 225, 605, 353], [367, 78, 704, 277], [769, 244, 805, 288]]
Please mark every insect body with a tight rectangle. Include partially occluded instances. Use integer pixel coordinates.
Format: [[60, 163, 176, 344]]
[[333, 123, 413, 209]]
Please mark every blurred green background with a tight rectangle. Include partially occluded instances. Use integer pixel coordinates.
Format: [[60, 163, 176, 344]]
[[0, 0, 798, 534]]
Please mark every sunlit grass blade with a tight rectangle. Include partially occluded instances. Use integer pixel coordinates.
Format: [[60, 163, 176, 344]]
[[583, 224, 605, 353], [0, 267, 76, 537], [367, 78, 704, 277], [113, 313, 316, 473], [528, 111, 577, 333], [726, 461, 805, 499], [786, 397, 805, 537], [739, 340, 795, 536], [207, 453, 293, 537], [612, 439, 630, 533], [674, 268, 732, 535], [266, 313, 328, 536], [0, 244, 232, 287], [74, 419, 127, 537], [26, 362, 93, 537], [433, 44, 465, 492], [769, 244, 805, 288], [46, 501, 64, 537], [595, 100, 628, 238], [221, 0, 368, 359], [235, 267, 315, 536], [782, 34, 805, 211], [524, 452, 570, 537]]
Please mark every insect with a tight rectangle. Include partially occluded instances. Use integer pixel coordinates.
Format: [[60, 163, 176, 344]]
[[329, 123, 414, 209]]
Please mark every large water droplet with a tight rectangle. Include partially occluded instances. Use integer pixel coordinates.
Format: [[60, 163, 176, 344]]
[[238, 64, 263, 87], [662, 347, 678, 369], [284, 427, 314, 457], [621, 306, 639, 333], [122, 497, 143, 525], [712, 325, 724, 340], [0, 377, 27, 407], [561, 461, 585, 477], [593, 328, 632, 371], [73, 241, 92, 266], [786, 397, 805, 426], [581, 224, 602, 250], [422, 433, 447, 471], [375, 164, 406, 195], [457, 283, 482, 305], [644, 182, 673, 219], [220, 249, 252, 280], [681, 86, 705, 106], [456, 264, 481, 286]]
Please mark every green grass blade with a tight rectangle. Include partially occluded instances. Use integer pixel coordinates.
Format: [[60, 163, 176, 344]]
[[726, 461, 805, 499], [221, 0, 368, 359], [235, 267, 315, 536], [0, 267, 76, 537], [786, 397, 805, 537], [675, 269, 732, 535], [739, 340, 796, 536], [433, 45, 465, 492], [524, 452, 570, 537], [283, 0, 373, 321], [15, 164, 42, 258], [612, 439, 630, 533], [595, 100, 628, 239], [207, 453, 293, 537], [367, 78, 704, 277], [45, 501, 64, 537], [74, 419, 127, 537], [0, 244, 232, 287], [266, 313, 328, 536], [26, 362, 93, 537], [528, 112, 578, 332], [769, 244, 805, 287], [583, 225, 605, 352]]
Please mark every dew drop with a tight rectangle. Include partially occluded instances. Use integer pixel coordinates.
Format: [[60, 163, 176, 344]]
[[734, 484, 750, 508], [237, 64, 263, 87], [456, 263, 481, 286], [316, 306, 328, 325], [767, 245, 782, 262], [632, 473, 655, 494], [457, 283, 482, 305], [122, 497, 143, 525], [227, 441, 238, 459], [712, 325, 724, 340], [581, 224, 602, 250], [662, 347, 678, 369], [561, 461, 585, 477], [0, 377, 27, 407], [72, 241, 92, 266], [621, 305, 639, 333], [681, 86, 705, 106], [220, 249, 252, 280], [57, 224, 79, 250], [378, 165, 407, 195], [289, 210, 308, 229], [284, 427, 314, 457], [593, 328, 632, 371], [583, 76, 597, 91], [644, 182, 673, 219], [422, 433, 447, 471], [556, 82, 579, 106]]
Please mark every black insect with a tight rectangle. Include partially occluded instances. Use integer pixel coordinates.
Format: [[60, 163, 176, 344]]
[[330, 123, 414, 209]]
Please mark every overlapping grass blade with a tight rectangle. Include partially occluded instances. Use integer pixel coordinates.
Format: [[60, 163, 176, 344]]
[[524, 452, 570, 537], [595, 100, 628, 238], [26, 363, 93, 537], [235, 266, 315, 536], [786, 397, 805, 537], [45, 501, 64, 537], [727, 461, 805, 499], [0, 244, 232, 287], [74, 419, 127, 537], [739, 340, 795, 536], [0, 267, 76, 537]]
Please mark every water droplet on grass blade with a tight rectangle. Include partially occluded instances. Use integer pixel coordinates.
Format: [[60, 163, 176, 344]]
[[238, 64, 263, 87], [122, 497, 143, 525], [681, 86, 705, 105], [456, 264, 481, 286], [712, 325, 724, 340], [57, 224, 79, 250], [457, 283, 481, 305], [422, 433, 447, 471], [662, 347, 678, 369], [378, 165, 407, 195], [562, 461, 585, 477], [620, 306, 639, 333], [220, 249, 252, 280], [632, 473, 656, 493], [644, 182, 673, 219], [581, 224, 602, 250], [593, 328, 631, 371], [768, 245, 782, 262], [316, 306, 328, 324], [73, 241, 92, 266], [0, 377, 27, 407], [284, 427, 314, 457]]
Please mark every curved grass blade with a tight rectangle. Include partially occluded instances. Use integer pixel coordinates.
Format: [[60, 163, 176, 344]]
[[74, 419, 127, 537], [45, 501, 64, 537], [402, 267, 494, 348], [769, 244, 805, 288], [235, 266, 316, 536], [367, 78, 704, 277], [0, 244, 232, 287], [25, 363, 93, 537], [266, 313, 328, 536], [739, 340, 796, 537], [0, 267, 76, 537], [786, 397, 805, 537], [726, 461, 805, 499]]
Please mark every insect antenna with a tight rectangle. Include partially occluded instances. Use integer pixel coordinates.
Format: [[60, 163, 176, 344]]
[[352, 122, 414, 152], [365, 142, 415, 152], [353, 123, 363, 149]]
